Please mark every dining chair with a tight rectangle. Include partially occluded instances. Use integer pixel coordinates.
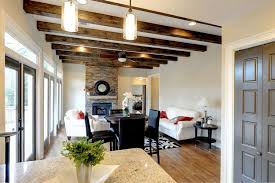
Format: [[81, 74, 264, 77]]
[[145, 109, 161, 163], [84, 113, 117, 151], [117, 116, 145, 150]]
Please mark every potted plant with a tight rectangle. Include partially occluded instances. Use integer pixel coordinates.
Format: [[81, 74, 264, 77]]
[[61, 138, 105, 183]]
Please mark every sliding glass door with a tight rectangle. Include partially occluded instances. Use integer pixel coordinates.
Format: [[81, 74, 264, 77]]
[[5, 58, 20, 164], [44, 74, 55, 153], [43, 76, 49, 144], [23, 66, 36, 161], [50, 79, 54, 136], [5, 56, 36, 162]]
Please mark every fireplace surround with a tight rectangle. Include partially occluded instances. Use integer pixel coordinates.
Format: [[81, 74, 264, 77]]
[[92, 103, 112, 116]]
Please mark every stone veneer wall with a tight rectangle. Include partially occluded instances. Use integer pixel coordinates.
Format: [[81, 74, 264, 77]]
[[85, 65, 118, 114]]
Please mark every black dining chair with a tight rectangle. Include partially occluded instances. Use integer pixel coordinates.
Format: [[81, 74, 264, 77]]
[[117, 116, 145, 150], [84, 113, 117, 151], [145, 109, 161, 164]]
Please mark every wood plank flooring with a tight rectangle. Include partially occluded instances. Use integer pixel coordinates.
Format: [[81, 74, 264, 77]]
[[46, 128, 220, 183]]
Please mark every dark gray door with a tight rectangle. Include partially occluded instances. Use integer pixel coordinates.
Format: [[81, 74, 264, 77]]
[[234, 46, 263, 182], [262, 43, 275, 182]]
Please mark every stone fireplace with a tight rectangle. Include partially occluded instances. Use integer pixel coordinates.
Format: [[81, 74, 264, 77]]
[[85, 65, 118, 115]]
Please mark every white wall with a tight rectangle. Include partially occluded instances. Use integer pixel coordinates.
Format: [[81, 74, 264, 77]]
[[118, 68, 147, 109], [63, 64, 86, 112], [156, 45, 222, 146]]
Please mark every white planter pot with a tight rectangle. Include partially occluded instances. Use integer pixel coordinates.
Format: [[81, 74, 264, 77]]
[[76, 164, 92, 183]]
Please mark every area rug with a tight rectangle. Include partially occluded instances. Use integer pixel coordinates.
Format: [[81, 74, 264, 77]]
[[144, 135, 180, 153]]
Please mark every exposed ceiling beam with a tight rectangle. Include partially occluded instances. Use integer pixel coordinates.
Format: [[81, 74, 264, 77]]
[[62, 59, 159, 67], [59, 56, 168, 65], [90, 0, 222, 28], [55, 50, 178, 61], [49, 39, 189, 57], [24, 0, 221, 44], [62, 60, 154, 69], [53, 44, 172, 63], [38, 22, 207, 52]]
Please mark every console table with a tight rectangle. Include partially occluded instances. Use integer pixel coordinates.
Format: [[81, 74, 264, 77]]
[[193, 124, 218, 149]]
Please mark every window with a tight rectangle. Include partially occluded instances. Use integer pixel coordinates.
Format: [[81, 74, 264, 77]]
[[5, 33, 37, 64], [57, 72, 63, 79], [44, 61, 54, 74]]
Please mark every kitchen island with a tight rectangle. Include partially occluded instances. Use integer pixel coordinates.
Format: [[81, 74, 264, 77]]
[[0, 148, 176, 183]]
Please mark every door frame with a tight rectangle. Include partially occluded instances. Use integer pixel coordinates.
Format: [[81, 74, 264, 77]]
[[222, 29, 275, 182], [23, 64, 36, 161], [5, 56, 21, 163], [5, 56, 37, 162]]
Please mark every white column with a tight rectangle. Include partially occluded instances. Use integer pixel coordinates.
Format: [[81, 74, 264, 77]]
[[0, 6, 6, 164], [36, 51, 44, 160]]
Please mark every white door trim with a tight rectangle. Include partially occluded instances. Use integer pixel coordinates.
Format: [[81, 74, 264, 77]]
[[222, 28, 275, 183]]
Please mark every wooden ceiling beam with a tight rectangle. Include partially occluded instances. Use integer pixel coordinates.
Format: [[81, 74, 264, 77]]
[[62, 60, 154, 69], [38, 21, 207, 52], [62, 59, 160, 67], [49, 39, 189, 57], [55, 50, 177, 61], [53, 44, 172, 63], [24, 0, 221, 44], [59, 56, 168, 65]]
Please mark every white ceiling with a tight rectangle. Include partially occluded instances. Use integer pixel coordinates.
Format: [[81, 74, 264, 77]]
[[104, 0, 274, 26]]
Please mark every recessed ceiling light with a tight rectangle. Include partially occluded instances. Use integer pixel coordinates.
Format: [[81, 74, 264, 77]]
[[78, 46, 86, 52], [189, 21, 197, 26], [77, 0, 88, 5]]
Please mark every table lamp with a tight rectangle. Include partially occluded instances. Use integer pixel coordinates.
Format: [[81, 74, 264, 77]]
[[198, 97, 209, 124]]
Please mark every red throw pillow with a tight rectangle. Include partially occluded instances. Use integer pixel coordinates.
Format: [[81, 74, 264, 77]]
[[160, 111, 168, 119], [174, 116, 193, 124], [77, 111, 85, 120]]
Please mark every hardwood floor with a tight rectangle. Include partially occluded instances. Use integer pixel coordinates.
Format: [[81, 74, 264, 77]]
[[46, 128, 220, 183], [156, 143, 220, 183]]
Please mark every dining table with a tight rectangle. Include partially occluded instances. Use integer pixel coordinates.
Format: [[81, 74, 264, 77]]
[[104, 113, 148, 125]]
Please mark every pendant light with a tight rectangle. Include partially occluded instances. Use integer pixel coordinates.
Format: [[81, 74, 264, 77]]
[[61, 0, 78, 32], [123, 0, 137, 41], [76, 0, 88, 4]]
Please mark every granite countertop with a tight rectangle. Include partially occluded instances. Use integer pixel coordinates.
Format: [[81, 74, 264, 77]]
[[0, 148, 176, 183]]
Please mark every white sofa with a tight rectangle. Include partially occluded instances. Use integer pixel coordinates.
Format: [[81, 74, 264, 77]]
[[64, 109, 110, 139], [159, 107, 201, 141]]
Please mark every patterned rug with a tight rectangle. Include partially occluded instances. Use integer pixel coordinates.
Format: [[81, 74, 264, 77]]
[[144, 135, 181, 153]]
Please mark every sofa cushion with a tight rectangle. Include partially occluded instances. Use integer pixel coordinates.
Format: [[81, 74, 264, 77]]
[[66, 109, 79, 120], [174, 116, 193, 124], [166, 107, 200, 120], [159, 118, 177, 131], [160, 111, 168, 119], [177, 120, 196, 128]]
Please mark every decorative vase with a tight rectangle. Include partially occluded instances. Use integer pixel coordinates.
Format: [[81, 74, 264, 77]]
[[76, 164, 92, 183], [123, 107, 129, 116]]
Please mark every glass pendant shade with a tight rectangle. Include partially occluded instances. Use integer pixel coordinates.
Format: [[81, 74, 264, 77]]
[[123, 10, 137, 41], [61, 0, 78, 32], [77, 0, 88, 4]]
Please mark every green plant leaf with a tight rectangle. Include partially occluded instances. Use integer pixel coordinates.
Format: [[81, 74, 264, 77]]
[[61, 138, 105, 167]]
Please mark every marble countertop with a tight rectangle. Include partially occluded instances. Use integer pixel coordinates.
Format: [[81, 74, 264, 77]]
[[0, 148, 176, 183]]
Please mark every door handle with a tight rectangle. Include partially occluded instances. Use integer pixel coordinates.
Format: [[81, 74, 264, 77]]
[[256, 152, 262, 156], [18, 127, 24, 131], [18, 119, 24, 131]]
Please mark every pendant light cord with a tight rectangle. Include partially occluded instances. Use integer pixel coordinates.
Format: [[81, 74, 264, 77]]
[[129, 0, 132, 12]]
